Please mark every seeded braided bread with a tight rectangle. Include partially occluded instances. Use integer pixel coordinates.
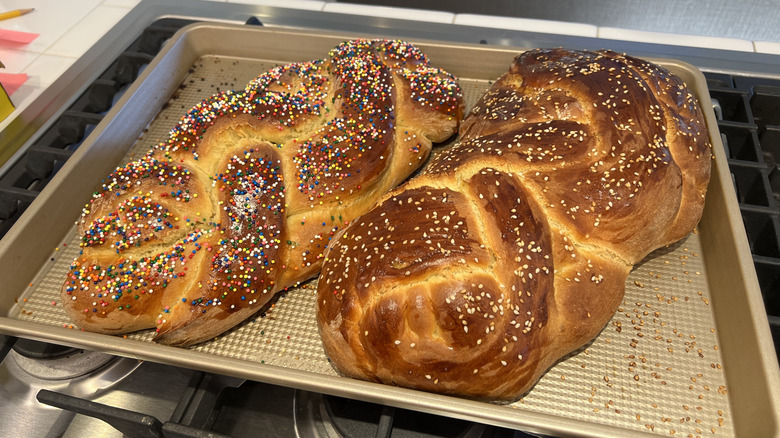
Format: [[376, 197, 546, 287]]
[[61, 39, 463, 347], [316, 48, 711, 401]]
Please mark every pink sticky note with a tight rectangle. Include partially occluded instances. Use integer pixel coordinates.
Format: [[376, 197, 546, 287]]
[[0, 72, 28, 95], [0, 29, 39, 45]]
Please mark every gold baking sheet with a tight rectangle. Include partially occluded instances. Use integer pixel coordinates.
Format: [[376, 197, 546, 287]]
[[0, 23, 777, 438]]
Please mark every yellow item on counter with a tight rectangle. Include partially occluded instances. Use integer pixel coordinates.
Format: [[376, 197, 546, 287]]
[[0, 86, 13, 120], [0, 8, 34, 22], [0, 60, 13, 122]]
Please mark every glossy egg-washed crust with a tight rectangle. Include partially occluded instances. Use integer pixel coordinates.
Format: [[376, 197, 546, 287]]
[[61, 39, 464, 346], [317, 48, 711, 401]]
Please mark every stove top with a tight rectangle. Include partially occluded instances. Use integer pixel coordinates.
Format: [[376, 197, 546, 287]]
[[0, 6, 779, 438], [0, 335, 529, 437]]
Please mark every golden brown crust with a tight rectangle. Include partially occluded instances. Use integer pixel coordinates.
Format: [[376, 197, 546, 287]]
[[316, 48, 711, 401], [61, 39, 463, 346]]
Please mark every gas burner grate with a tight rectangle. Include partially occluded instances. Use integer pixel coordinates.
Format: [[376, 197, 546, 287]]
[[704, 72, 780, 352], [0, 18, 196, 237]]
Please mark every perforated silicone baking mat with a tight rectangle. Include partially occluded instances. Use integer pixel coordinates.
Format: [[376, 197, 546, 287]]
[[1, 24, 777, 438]]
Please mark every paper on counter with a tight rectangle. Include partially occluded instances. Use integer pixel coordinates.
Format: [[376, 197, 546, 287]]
[[0, 72, 27, 95], [0, 29, 39, 45], [0, 82, 13, 122]]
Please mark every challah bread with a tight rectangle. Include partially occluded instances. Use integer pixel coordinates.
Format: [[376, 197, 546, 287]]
[[61, 39, 464, 347], [316, 48, 711, 401]]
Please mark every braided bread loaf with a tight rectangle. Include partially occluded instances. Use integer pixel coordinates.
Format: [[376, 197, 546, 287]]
[[61, 39, 463, 347], [316, 48, 711, 401]]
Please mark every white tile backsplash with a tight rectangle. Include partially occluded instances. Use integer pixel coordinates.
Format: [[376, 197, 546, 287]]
[[6, 53, 73, 110], [0, 0, 103, 54], [0, 47, 40, 73], [100, 0, 142, 7], [45, 5, 129, 58], [454, 14, 598, 38], [229, 0, 326, 10], [598, 27, 755, 52], [754, 41, 780, 55], [323, 3, 454, 24]]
